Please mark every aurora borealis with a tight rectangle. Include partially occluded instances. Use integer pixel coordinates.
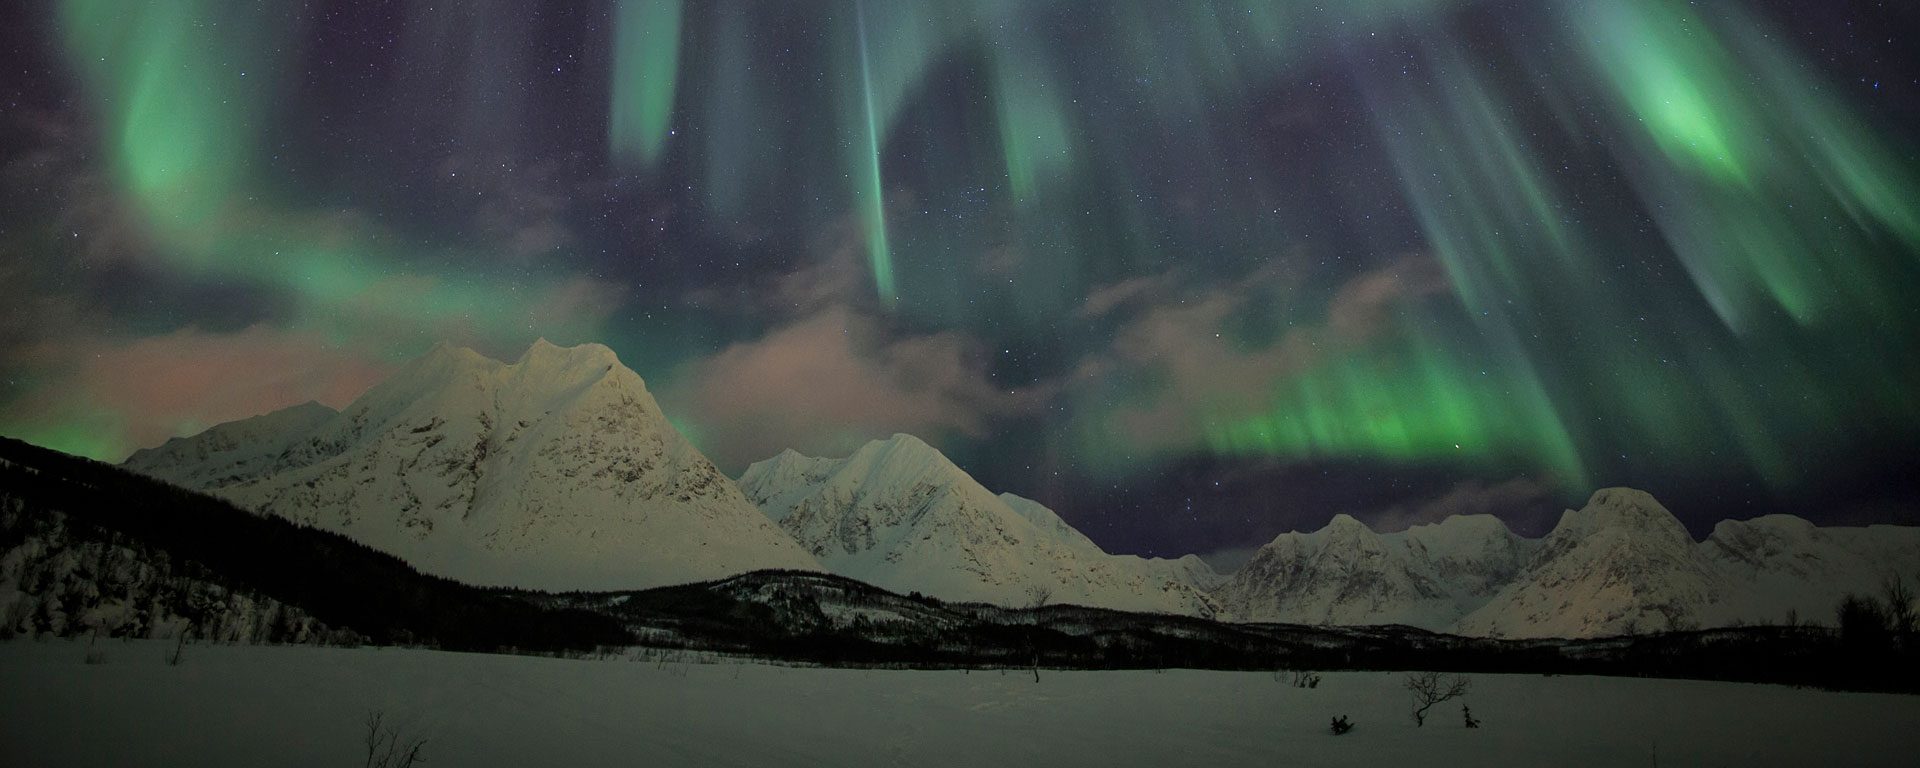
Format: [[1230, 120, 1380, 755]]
[[3, 0, 1918, 557]]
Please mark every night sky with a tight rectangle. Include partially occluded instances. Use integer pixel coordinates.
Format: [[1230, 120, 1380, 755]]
[[3, 0, 1918, 561]]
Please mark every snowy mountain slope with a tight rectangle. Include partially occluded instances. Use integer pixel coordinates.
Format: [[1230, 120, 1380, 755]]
[[1126, 553, 1227, 593], [1402, 514, 1538, 598], [0, 494, 345, 644], [737, 434, 1219, 616], [1454, 488, 1725, 638], [998, 492, 1104, 556], [1213, 487, 1917, 638], [1702, 515, 1920, 627], [123, 401, 336, 490], [994, 490, 1228, 591], [1211, 513, 1532, 630], [736, 449, 843, 524], [123, 340, 819, 591]]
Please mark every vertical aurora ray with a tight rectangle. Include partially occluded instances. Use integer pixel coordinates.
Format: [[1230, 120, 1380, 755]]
[[49, 0, 620, 359], [610, 0, 684, 169], [1365, 47, 1584, 320], [988, 38, 1074, 206], [1067, 0, 1920, 491], [853, 0, 897, 304], [1560, 0, 1920, 333], [698, 1, 757, 224], [22, 0, 1920, 501], [56, 0, 291, 244], [1569, 0, 1750, 184]]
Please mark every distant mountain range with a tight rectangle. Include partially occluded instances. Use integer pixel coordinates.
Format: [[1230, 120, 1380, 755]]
[[118, 340, 1920, 638], [1219, 487, 1920, 637], [738, 434, 1220, 616], [18, 436, 1911, 694]]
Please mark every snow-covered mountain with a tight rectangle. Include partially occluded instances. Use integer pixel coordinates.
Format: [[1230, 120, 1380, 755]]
[[1702, 514, 1920, 628], [122, 401, 337, 489], [1220, 487, 1920, 638], [1212, 513, 1535, 630], [737, 434, 1220, 616], [1455, 488, 1724, 638], [113, 341, 1914, 638], [124, 340, 820, 591]]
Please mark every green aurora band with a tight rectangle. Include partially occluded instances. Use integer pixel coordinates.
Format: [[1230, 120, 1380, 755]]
[[29, 0, 1920, 497], [30, 0, 621, 460], [852, 0, 898, 305], [610, 0, 683, 169]]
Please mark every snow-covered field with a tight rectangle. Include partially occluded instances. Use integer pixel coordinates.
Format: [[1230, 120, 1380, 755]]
[[3, 640, 1916, 767]]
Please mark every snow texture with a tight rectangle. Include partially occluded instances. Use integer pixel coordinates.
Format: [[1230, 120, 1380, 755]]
[[123, 340, 820, 592], [739, 434, 1221, 615], [116, 339, 1917, 636], [0, 498, 344, 644], [1219, 488, 1920, 638], [3, 640, 1916, 767]]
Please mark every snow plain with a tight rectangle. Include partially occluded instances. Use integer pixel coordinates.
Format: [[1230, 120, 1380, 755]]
[[4, 640, 1917, 767]]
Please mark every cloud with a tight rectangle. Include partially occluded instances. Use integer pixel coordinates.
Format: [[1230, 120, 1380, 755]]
[[1325, 256, 1452, 342], [1075, 254, 1454, 455], [771, 239, 868, 313], [666, 306, 1039, 471], [1, 326, 394, 461], [1077, 271, 1183, 319], [1361, 476, 1566, 535], [441, 154, 581, 261]]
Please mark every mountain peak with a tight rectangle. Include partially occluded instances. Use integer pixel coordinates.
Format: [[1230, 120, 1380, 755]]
[[1321, 513, 1377, 538], [515, 338, 620, 370], [126, 336, 818, 591], [845, 433, 959, 475], [283, 400, 338, 418], [1557, 487, 1692, 542], [416, 340, 486, 365], [877, 432, 937, 452], [1586, 487, 1662, 513], [1711, 513, 1816, 537], [1406, 513, 1519, 541], [739, 437, 1222, 616]]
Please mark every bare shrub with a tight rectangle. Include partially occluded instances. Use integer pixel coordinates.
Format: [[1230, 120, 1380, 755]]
[[1404, 671, 1471, 727], [1883, 574, 1916, 638], [1024, 585, 1051, 683], [83, 629, 107, 665], [362, 710, 427, 768], [165, 630, 189, 666], [1329, 715, 1353, 735]]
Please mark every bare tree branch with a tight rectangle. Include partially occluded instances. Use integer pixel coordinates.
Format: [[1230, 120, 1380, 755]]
[[1404, 671, 1471, 727], [364, 710, 428, 768]]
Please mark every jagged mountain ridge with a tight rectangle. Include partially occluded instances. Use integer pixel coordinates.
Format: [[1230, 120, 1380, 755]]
[[1221, 488, 1920, 638], [110, 339, 1916, 638], [124, 340, 820, 591], [122, 401, 337, 489], [1212, 512, 1537, 630], [737, 434, 1221, 616], [1454, 489, 1726, 637]]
